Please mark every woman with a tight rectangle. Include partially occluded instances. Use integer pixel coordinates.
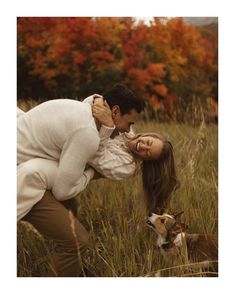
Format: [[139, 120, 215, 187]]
[[91, 130, 177, 215], [18, 102, 177, 277], [91, 98, 177, 214]]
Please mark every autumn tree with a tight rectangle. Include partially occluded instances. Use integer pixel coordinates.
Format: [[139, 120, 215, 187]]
[[17, 17, 218, 122]]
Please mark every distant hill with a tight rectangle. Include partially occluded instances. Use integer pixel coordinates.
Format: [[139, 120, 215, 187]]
[[183, 17, 218, 26]]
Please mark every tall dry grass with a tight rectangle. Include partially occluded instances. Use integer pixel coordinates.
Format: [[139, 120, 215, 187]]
[[17, 101, 218, 277]]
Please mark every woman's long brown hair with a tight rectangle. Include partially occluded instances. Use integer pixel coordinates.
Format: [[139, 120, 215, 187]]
[[139, 133, 178, 215]]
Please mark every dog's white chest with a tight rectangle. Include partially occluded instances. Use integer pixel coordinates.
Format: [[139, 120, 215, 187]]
[[174, 233, 185, 247]]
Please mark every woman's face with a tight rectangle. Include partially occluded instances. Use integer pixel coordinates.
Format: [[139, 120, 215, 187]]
[[127, 135, 164, 160]]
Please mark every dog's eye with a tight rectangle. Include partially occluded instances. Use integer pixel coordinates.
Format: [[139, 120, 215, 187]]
[[161, 219, 165, 224]]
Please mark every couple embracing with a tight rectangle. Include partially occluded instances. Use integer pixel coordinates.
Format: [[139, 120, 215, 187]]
[[17, 84, 177, 276]]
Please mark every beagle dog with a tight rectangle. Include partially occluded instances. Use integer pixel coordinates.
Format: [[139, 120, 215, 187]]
[[146, 212, 218, 276]]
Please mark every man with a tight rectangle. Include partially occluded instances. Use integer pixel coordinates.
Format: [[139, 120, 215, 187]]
[[17, 84, 144, 276]]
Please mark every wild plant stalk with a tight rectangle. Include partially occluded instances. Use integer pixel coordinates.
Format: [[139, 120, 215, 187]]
[[68, 210, 86, 276]]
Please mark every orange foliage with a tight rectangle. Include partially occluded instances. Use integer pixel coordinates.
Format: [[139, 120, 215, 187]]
[[153, 84, 168, 97], [147, 63, 166, 81], [17, 17, 218, 117]]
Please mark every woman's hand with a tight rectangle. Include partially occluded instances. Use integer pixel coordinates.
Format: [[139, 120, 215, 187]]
[[92, 99, 114, 128]]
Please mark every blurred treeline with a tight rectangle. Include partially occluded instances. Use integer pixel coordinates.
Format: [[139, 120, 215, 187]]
[[17, 17, 218, 123]]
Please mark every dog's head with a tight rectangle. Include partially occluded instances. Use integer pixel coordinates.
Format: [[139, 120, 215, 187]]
[[146, 212, 188, 244]]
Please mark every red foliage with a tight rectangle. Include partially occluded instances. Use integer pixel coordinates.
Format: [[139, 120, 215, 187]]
[[17, 17, 218, 116]]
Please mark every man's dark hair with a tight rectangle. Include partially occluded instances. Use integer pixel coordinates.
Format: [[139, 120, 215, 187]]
[[103, 84, 145, 115]]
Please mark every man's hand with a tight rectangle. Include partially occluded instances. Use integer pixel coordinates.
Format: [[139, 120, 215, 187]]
[[92, 99, 114, 128]]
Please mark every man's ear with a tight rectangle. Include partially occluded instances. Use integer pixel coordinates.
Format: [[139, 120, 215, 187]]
[[111, 105, 121, 117]]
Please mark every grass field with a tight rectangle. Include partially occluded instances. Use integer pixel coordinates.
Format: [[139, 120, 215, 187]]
[[17, 111, 218, 277]]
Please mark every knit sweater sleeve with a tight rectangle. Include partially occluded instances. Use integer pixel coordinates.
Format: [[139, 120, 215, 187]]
[[52, 127, 100, 200], [88, 137, 136, 181], [83, 94, 115, 140]]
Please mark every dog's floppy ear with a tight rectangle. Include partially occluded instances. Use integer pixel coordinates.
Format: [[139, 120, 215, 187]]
[[173, 211, 184, 219]]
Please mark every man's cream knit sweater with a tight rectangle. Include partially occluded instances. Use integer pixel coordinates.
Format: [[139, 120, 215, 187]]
[[17, 97, 114, 200]]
